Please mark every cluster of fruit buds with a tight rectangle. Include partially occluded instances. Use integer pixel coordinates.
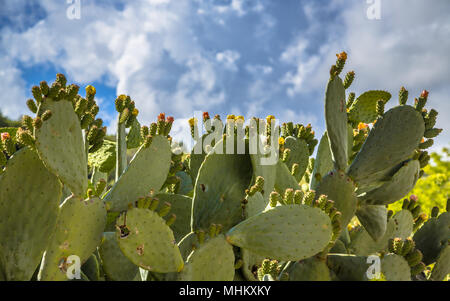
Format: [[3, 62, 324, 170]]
[[401, 195, 427, 231], [154, 113, 174, 137], [302, 158, 315, 184], [115, 95, 139, 128], [387, 237, 425, 276], [330, 51, 347, 78], [130, 196, 177, 227], [87, 120, 107, 153], [1, 132, 16, 157], [269, 189, 303, 207], [280, 123, 318, 156], [188, 117, 199, 140], [257, 259, 280, 281], [194, 224, 223, 247], [73, 85, 101, 130]]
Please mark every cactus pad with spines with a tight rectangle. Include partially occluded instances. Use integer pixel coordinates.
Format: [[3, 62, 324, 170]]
[[348, 90, 392, 124], [315, 170, 357, 228], [38, 195, 106, 281], [324, 75, 348, 170], [347, 105, 425, 189], [326, 254, 369, 281], [275, 160, 301, 193], [0, 147, 62, 280], [191, 139, 253, 232], [380, 254, 411, 281], [355, 205, 387, 241], [360, 160, 421, 206], [226, 205, 332, 261], [98, 232, 139, 281], [116, 207, 184, 273], [104, 135, 172, 212], [35, 99, 88, 196], [430, 245, 450, 281], [180, 235, 235, 281], [285, 257, 331, 281]]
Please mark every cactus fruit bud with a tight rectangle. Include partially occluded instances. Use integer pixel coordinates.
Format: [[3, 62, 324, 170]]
[[32, 117, 43, 130], [399, 87, 408, 105], [149, 198, 160, 211], [291, 163, 299, 176], [413, 213, 427, 231], [423, 128, 442, 138], [410, 205, 422, 219], [414, 96, 427, 112], [278, 137, 285, 146], [269, 191, 282, 207], [431, 206, 440, 218], [293, 190, 304, 204], [31, 86, 42, 104], [215, 224, 223, 236], [405, 249, 423, 267], [282, 148, 291, 162], [388, 238, 395, 253], [16, 128, 35, 147], [343, 71, 355, 89], [163, 116, 174, 136], [400, 238, 415, 256], [158, 202, 172, 217], [140, 126, 149, 140], [22, 115, 34, 131], [208, 224, 217, 238], [80, 113, 94, 129], [196, 230, 206, 245], [85, 85, 96, 98], [333, 51, 347, 76], [55, 73, 67, 87], [376, 99, 385, 116], [188, 117, 198, 139], [41, 110, 53, 121], [418, 139, 433, 149], [26, 99, 38, 114], [1, 133, 15, 156], [165, 214, 176, 227], [284, 188, 294, 205], [346, 92, 356, 109], [303, 190, 315, 206], [387, 210, 394, 220], [410, 262, 426, 276], [248, 176, 265, 196], [402, 198, 410, 209], [143, 135, 153, 148], [39, 81, 49, 96], [115, 95, 127, 113]]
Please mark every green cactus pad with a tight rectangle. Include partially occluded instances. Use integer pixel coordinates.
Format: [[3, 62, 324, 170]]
[[226, 205, 332, 261], [275, 160, 301, 193], [315, 170, 357, 227], [355, 205, 387, 241], [176, 171, 194, 196], [414, 212, 450, 265], [180, 235, 235, 281], [104, 135, 172, 212], [0, 147, 62, 280], [88, 140, 116, 174], [326, 254, 369, 281], [98, 232, 138, 281], [359, 160, 421, 205], [330, 239, 347, 254], [430, 245, 450, 281], [35, 99, 88, 196], [126, 118, 142, 149], [240, 248, 265, 281], [381, 254, 411, 281], [38, 195, 106, 281], [154, 193, 192, 242], [324, 76, 348, 170], [347, 105, 424, 189], [245, 191, 268, 219], [192, 140, 253, 232], [116, 207, 183, 273], [285, 257, 331, 281], [310, 133, 334, 190], [81, 254, 100, 281], [283, 136, 309, 181], [348, 90, 392, 124], [347, 124, 353, 160]]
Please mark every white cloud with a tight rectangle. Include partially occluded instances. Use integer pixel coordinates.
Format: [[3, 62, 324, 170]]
[[0, 57, 28, 119], [216, 50, 241, 72], [245, 64, 273, 76]]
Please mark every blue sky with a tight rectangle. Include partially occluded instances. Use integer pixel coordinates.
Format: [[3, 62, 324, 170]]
[[0, 0, 449, 150]]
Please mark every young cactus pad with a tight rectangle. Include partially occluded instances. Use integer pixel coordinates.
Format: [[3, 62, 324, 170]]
[[38, 195, 106, 281], [0, 147, 62, 280], [226, 205, 332, 261], [355, 205, 387, 241], [104, 135, 172, 212], [35, 99, 88, 196], [380, 254, 411, 281], [115, 207, 184, 273], [348, 90, 392, 124]]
